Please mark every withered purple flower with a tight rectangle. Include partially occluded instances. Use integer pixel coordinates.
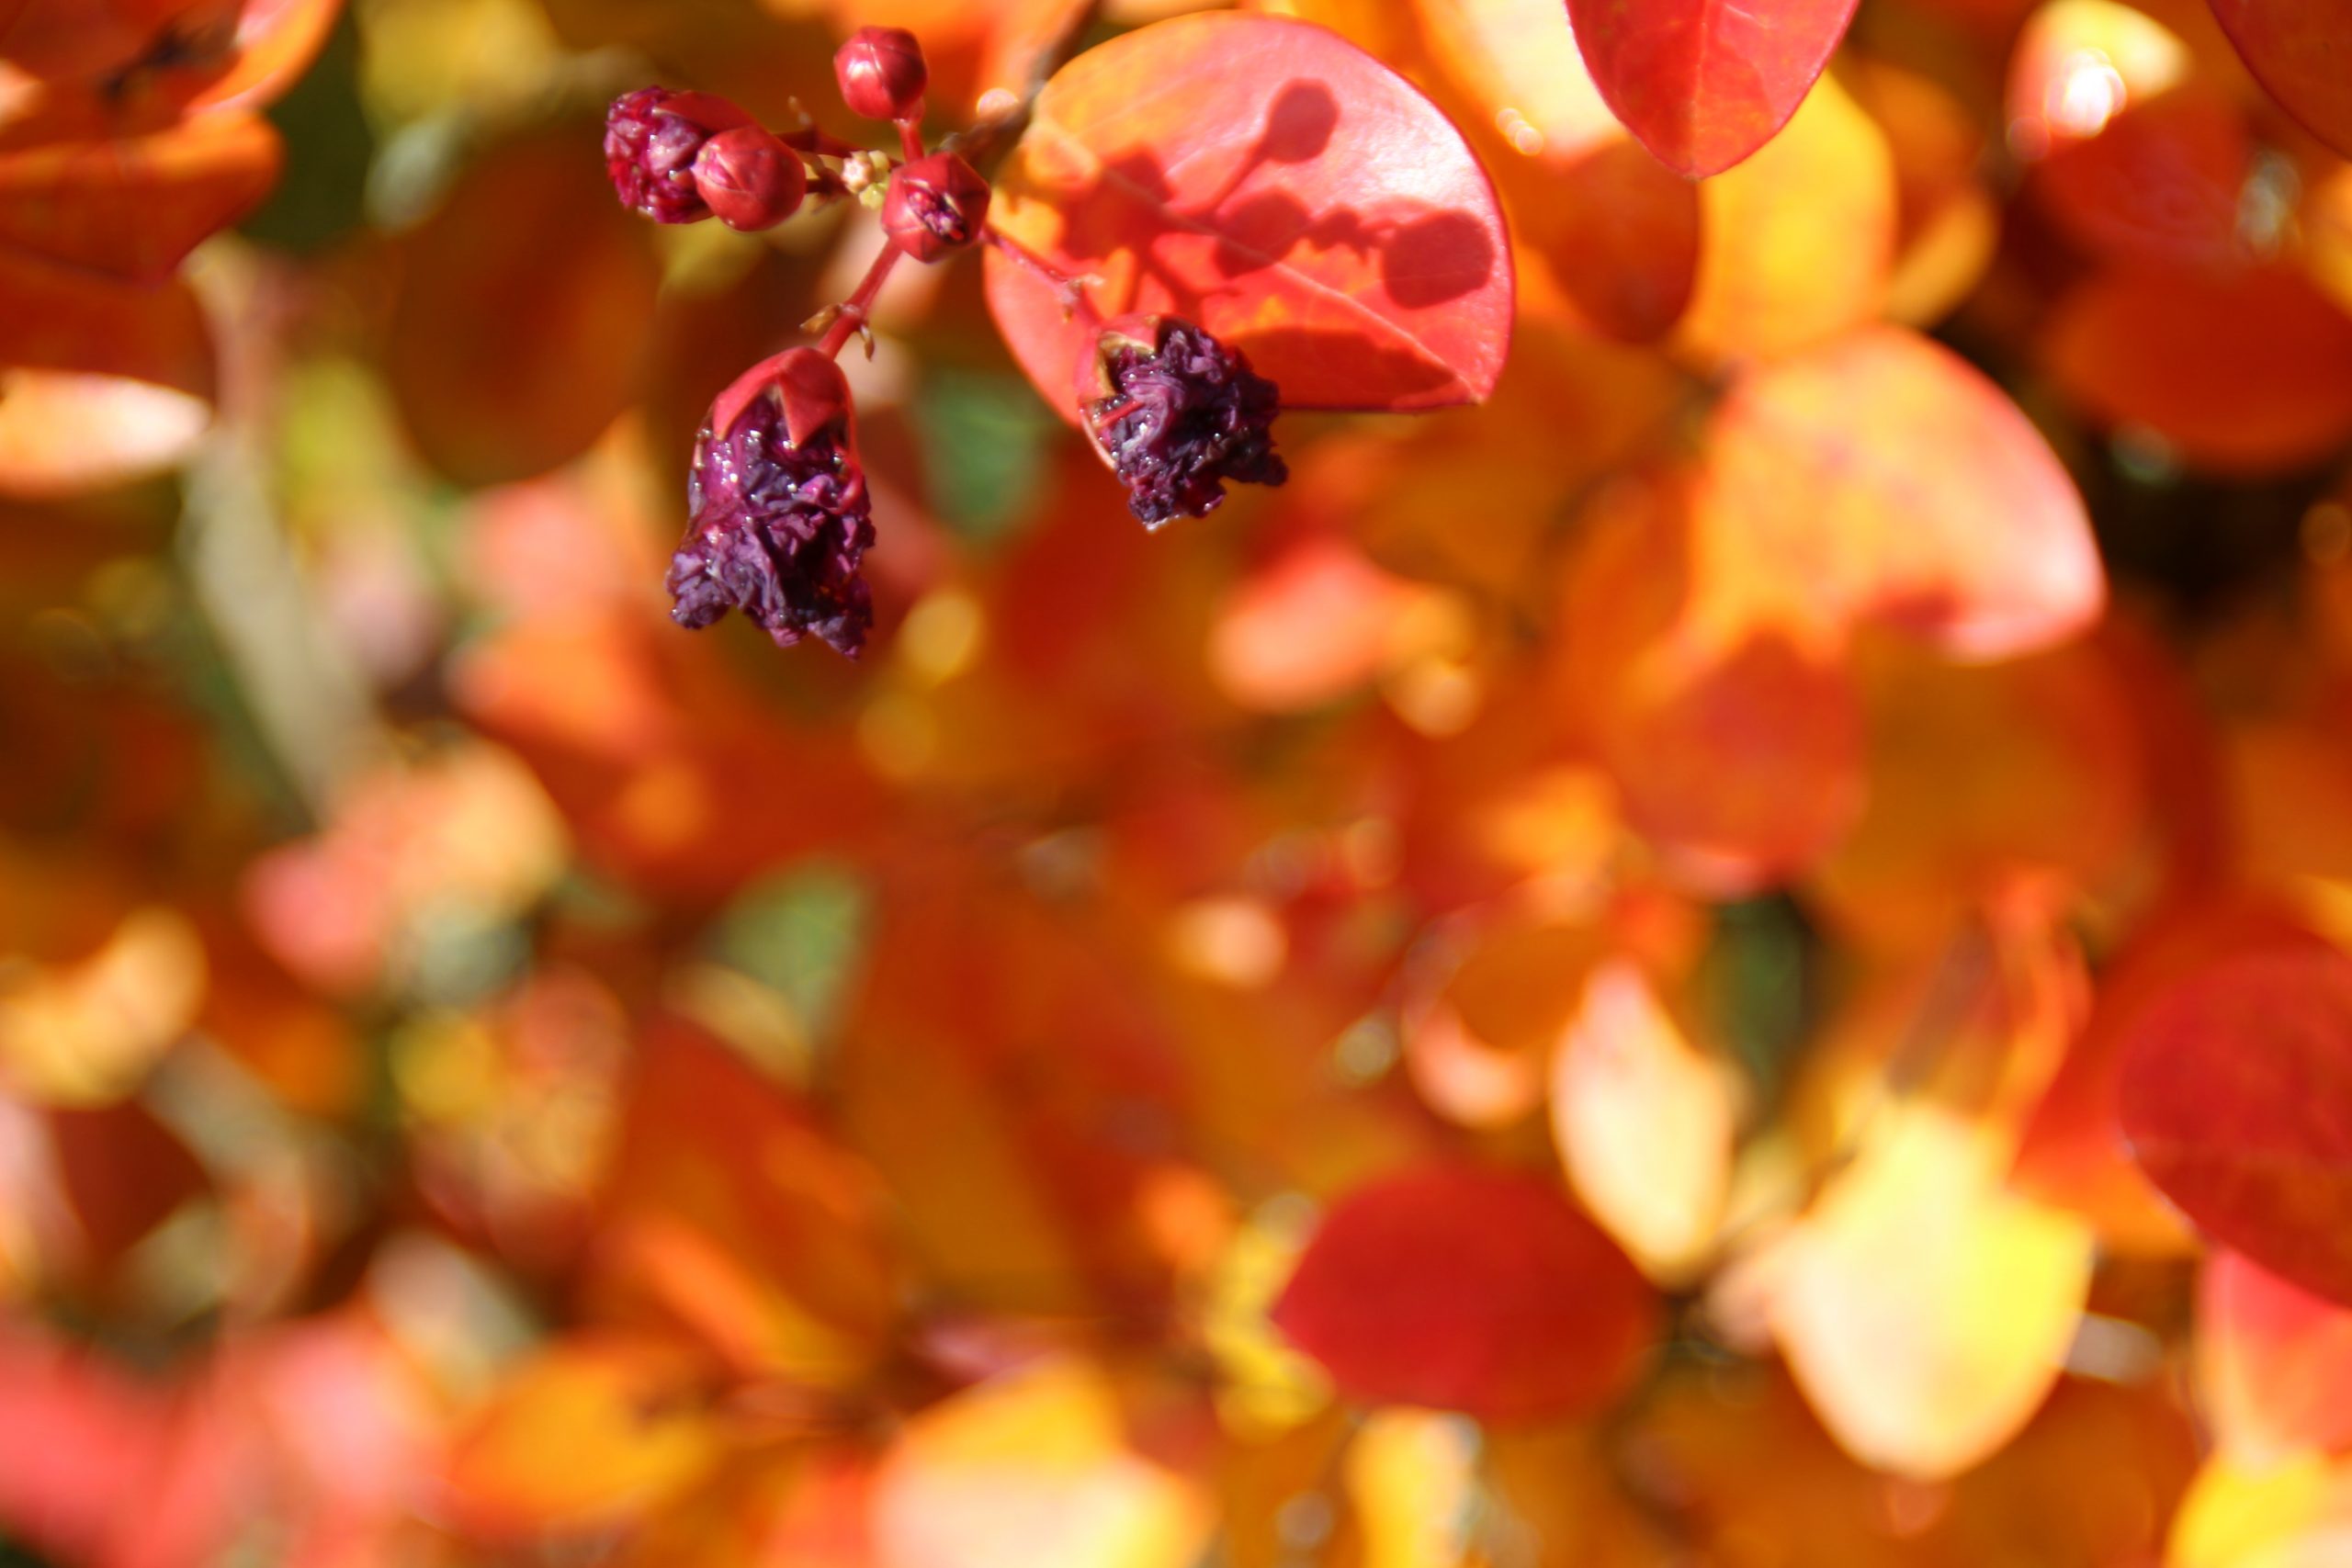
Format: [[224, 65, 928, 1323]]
[[1080, 315, 1288, 529], [666, 350, 876, 658], [605, 86, 751, 225]]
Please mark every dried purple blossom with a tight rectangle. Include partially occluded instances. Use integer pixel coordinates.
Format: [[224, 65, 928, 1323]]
[[665, 350, 875, 658], [1080, 316, 1288, 529], [605, 86, 752, 224], [880, 152, 989, 263]]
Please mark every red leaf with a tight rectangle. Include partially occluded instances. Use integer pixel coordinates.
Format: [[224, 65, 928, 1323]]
[[2120, 946, 2352, 1307], [984, 12, 1513, 419], [2014, 896, 2324, 1250], [2042, 265, 2352, 475], [1270, 1163, 1658, 1422], [49, 1099, 209, 1272], [2207, 0, 2352, 160], [1567, 0, 1863, 178], [2200, 1247, 2352, 1462]]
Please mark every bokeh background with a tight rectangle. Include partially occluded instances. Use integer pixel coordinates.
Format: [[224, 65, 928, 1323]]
[[10, 0, 2352, 1563]]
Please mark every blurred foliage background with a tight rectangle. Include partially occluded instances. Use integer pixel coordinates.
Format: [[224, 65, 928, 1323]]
[[11, 0, 2352, 1564]]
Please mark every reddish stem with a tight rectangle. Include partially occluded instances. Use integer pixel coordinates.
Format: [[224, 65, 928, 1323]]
[[781, 124, 865, 160], [818, 241, 907, 358], [981, 226, 1101, 323], [895, 110, 927, 164]]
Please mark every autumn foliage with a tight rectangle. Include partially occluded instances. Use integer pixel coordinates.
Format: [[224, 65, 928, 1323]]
[[14, 0, 2352, 1563]]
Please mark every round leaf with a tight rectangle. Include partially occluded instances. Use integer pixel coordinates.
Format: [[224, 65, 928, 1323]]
[[1270, 1163, 1658, 1422], [1703, 326, 2103, 660], [984, 12, 1514, 419], [385, 125, 660, 488], [1567, 0, 1862, 178], [2120, 946, 2352, 1308], [2207, 0, 2352, 160]]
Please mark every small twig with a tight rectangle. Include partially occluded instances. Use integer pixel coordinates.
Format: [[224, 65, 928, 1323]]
[[980, 226, 1102, 321], [813, 240, 905, 359]]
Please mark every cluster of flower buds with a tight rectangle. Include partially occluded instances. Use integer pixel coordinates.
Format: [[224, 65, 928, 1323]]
[[1079, 315, 1289, 528], [603, 87, 808, 232], [605, 26, 1287, 657]]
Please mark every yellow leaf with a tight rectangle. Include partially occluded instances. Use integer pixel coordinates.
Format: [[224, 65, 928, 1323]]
[[1346, 1410, 1477, 1568], [0, 908, 205, 1107], [1768, 1104, 2094, 1478], [1675, 73, 1895, 366], [872, 1358, 1212, 1568], [1552, 959, 1736, 1283]]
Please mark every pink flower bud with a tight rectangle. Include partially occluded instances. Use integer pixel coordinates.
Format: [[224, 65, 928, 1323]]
[[834, 27, 928, 121], [880, 152, 989, 263], [692, 125, 808, 231]]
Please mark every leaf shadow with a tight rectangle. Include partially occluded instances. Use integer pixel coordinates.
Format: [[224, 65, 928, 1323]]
[[1035, 80, 1502, 406]]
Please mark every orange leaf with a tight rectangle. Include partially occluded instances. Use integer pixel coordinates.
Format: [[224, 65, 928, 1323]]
[[0, 109, 279, 284], [1271, 1163, 1658, 1422], [386, 125, 661, 487], [1809, 637, 2147, 942], [443, 1337, 720, 1539], [2201, 1248, 2352, 1464], [1558, 471, 1866, 891], [0, 0, 237, 83], [2043, 265, 2352, 474], [984, 12, 1514, 418], [2207, 0, 2352, 159], [1207, 535, 1453, 713], [1418, 0, 1699, 342], [1849, 60, 1998, 326], [1703, 326, 2103, 660], [0, 0, 335, 115], [1402, 915, 1600, 1128], [2006, 0, 2251, 271], [0, 246, 213, 496], [1567, 0, 1862, 178], [1672, 72, 1895, 365], [599, 1021, 899, 1381], [179, 0, 343, 117], [2120, 945, 2352, 1308]]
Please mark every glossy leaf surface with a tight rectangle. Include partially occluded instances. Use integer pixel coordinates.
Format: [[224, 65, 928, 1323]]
[[2206, 0, 2352, 158], [1566, 0, 1863, 177], [985, 12, 1514, 417]]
